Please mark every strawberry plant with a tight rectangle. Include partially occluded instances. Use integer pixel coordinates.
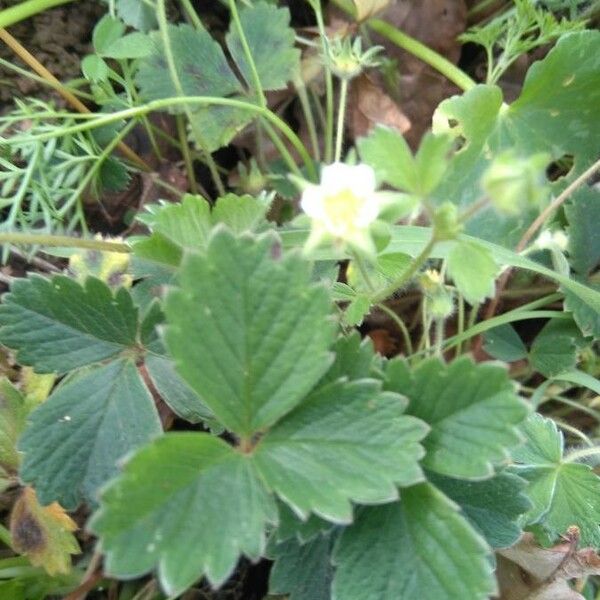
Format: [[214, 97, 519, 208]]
[[0, 0, 598, 598]]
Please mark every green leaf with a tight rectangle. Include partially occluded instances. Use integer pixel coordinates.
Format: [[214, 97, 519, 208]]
[[226, 2, 300, 91], [563, 285, 600, 339], [529, 320, 578, 377], [385, 357, 529, 479], [275, 502, 335, 544], [93, 15, 126, 54], [144, 354, 213, 424], [116, 0, 157, 31], [430, 471, 531, 549], [320, 332, 380, 386], [136, 24, 241, 103], [19, 360, 162, 509], [511, 414, 600, 547], [483, 324, 528, 362], [81, 55, 109, 83], [0, 378, 27, 470], [90, 433, 277, 595], [333, 483, 496, 600], [165, 228, 335, 435], [100, 32, 152, 59], [0, 276, 137, 374], [566, 187, 600, 278], [433, 31, 600, 245], [253, 379, 427, 522], [187, 103, 255, 153], [358, 126, 417, 192], [211, 193, 270, 233], [447, 240, 499, 304], [269, 534, 333, 600]]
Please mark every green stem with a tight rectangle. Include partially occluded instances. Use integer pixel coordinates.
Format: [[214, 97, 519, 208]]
[[0, 233, 131, 253], [335, 77, 349, 162], [313, 2, 335, 163], [0, 0, 75, 29], [351, 250, 376, 292], [377, 303, 413, 355], [2, 96, 317, 180], [178, 0, 203, 29], [295, 75, 321, 162], [0, 524, 11, 548], [372, 236, 437, 303], [157, 0, 225, 196], [366, 19, 476, 92], [564, 446, 600, 464], [176, 114, 198, 194], [228, 0, 266, 108]]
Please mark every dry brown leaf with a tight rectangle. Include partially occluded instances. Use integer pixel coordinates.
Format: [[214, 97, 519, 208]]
[[353, 0, 395, 21], [495, 531, 600, 600], [10, 487, 80, 576], [349, 74, 411, 140]]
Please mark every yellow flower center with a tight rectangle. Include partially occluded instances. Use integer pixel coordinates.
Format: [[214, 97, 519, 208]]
[[322, 188, 364, 233]]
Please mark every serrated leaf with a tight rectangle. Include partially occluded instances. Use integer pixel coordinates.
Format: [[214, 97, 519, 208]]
[[275, 502, 335, 544], [165, 228, 335, 436], [386, 357, 529, 479], [433, 31, 600, 246], [483, 324, 528, 362], [563, 285, 600, 339], [187, 102, 255, 153], [270, 534, 333, 600], [333, 483, 496, 600], [511, 414, 600, 547], [447, 240, 499, 304], [144, 354, 213, 424], [320, 332, 378, 386], [19, 360, 162, 509], [211, 193, 270, 233], [99, 156, 130, 192], [0, 275, 137, 374], [116, 0, 157, 31], [430, 471, 531, 548], [136, 24, 241, 103], [566, 187, 600, 278], [253, 379, 427, 522], [10, 487, 79, 576], [90, 433, 277, 596], [226, 2, 300, 91]]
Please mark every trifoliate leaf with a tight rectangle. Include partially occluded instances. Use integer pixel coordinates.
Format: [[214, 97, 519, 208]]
[[144, 354, 213, 424], [447, 240, 499, 304], [226, 2, 300, 91], [253, 379, 427, 522], [10, 487, 79, 576], [19, 360, 162, 509], [90, 433, 277, 596], [430, 471, 531, 549], [483, 324, 528, 362], [433, 31, 600, 246], [0, 275, 137, 374], [385, 357, 528, 478], [511, 414, 600, 547], [136, 24, 241, 103], [116, 0, 157, 31], [269, 534, 333, 600], [0, 378, 27, 471], [165, 228, 335, 436], [333, 483, 496, 600]]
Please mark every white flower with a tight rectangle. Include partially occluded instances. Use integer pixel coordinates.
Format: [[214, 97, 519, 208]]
[[301, 163, 380, 255]]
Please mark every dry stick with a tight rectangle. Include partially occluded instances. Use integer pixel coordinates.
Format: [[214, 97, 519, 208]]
[[477, 156, 600, 351], [0, 28, 151, 172]]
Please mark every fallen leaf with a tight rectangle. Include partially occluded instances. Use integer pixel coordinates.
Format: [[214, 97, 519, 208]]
[[349, 73, 411, 140], [10, 487, 80, 576], [353, 0, 394, 21], [496, 531, 600, 600]]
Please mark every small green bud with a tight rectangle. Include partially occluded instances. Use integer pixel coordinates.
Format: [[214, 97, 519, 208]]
[[482, 150, 550, 215], [326, 36, 383, 81], [433, 202, 462, 241]]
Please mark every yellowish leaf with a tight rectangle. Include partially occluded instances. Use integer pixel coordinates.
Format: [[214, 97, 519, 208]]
[[353, 0, 392, 21], [10, 487, 80, 575]]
